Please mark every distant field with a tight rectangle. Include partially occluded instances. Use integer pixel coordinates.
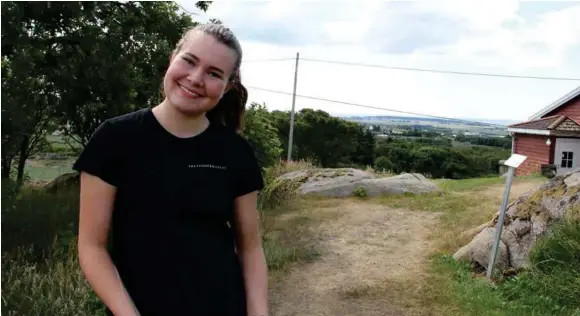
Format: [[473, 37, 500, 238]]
[[25, 158, 75, 182], [349, 119, 508, 136]]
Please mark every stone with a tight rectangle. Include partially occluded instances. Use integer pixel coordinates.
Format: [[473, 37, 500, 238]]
[[453, 227, 510, 271], [277, 168, 440, 197], [453, 168, 580, 271]]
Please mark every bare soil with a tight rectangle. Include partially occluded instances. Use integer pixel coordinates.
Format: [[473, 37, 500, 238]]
[[269, 198, 441, 316]]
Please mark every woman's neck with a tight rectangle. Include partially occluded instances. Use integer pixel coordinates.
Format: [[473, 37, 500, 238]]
[[152, 100, 210, 138]]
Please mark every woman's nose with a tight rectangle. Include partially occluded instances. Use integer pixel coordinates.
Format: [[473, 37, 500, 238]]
[[187, 68, 205, 86]]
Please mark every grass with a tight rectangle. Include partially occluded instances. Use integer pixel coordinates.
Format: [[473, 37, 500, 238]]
[[429, 218, 580, 316], [377, 175, 580, 316]]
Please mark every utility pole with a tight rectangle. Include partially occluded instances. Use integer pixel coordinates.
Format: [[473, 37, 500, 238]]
[[287, 52, 300, 161]]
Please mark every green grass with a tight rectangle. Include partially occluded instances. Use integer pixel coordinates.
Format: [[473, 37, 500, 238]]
[[433, 174, 544, 192], [430, 219, 580, 316]]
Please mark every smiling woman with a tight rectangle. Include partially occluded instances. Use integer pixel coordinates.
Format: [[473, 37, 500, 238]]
[[73, 24, 268, 316]]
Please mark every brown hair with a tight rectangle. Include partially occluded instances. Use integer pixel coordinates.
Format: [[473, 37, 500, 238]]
[[172, 23, 247, 133]]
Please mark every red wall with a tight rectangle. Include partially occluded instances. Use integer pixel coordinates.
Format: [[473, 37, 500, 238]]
[[544, 95, 580, 120], [513, 134, 554, 176]]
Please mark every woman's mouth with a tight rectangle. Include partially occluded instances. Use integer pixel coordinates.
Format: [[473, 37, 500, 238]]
[[178, 84, 202, 99]]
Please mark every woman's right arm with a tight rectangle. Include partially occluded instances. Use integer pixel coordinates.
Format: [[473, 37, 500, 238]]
[[78, 172, 140, 316]]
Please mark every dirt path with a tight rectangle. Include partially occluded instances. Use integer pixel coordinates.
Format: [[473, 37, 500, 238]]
[[268, 180, 544, 316], [269, 199, 441, 316]]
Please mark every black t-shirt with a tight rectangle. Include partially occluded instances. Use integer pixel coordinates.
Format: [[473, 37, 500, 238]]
[[73, 108, 264, 316]]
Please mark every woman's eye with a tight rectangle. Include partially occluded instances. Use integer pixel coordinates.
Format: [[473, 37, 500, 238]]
[[209, 72, 222, 78], [182, 57, 195, 65]]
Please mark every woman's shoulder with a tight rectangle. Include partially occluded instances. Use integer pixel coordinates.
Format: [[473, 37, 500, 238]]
[[96, 108, 152, 138]]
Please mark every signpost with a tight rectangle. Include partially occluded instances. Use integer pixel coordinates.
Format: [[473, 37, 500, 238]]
[[486, 154, 527, 279]]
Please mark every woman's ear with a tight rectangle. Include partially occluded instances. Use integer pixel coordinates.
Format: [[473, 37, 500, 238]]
[[224, 82, 233, 94]]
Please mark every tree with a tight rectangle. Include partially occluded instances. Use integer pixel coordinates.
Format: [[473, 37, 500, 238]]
[[1, 1, 212, 183], [2, 1, 210, 147], [242, 103, 283, 168]]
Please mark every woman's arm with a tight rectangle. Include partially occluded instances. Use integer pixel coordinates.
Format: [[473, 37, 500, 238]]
[[78, 172, 140, 316], [234, 191, 268, 316]]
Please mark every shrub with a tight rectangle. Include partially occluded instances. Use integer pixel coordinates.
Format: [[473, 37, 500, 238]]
[[1, 185, 79, 262], [353, 186, 368, 198]]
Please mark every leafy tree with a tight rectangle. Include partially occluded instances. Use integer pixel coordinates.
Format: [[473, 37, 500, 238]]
[[374, 156, 393, 172], [242, 103, 283, 168]]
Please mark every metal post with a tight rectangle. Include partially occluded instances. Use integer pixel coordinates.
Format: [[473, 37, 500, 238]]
[[287, 52, 300, 161], [486, 166, 515, 279]]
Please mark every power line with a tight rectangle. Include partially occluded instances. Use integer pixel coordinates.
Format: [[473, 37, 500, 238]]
[[245, 85, 508, 128], [243, 58, 295, 63], [301, 58, 580, 81]]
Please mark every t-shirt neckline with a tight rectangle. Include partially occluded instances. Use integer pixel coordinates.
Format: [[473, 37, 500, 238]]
[[146, 107, 213, 142]]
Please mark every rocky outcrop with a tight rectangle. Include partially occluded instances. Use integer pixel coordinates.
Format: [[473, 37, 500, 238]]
[[45, 172, 80, 193], [453, 169, 580, 271], [276, 168, 440, 197]]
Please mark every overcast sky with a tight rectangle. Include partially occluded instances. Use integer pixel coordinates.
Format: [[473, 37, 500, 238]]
[[176, 0, 580, 122]]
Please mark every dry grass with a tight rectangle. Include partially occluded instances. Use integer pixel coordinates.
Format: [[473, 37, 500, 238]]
[[364, 165, 396, 178], [269, 198, 441, 316]]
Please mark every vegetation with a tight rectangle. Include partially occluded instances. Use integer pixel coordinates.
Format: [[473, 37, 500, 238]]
[[3, 2, 576, 316], [433, 218, 580, 316], [378, 177, 580, 316]]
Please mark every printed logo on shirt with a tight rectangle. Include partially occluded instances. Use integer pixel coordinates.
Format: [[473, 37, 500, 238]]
[[188, 164, 227, 170]]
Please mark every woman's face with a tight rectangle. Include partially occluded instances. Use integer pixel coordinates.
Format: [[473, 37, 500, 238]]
[[163, 31, 237, 117]]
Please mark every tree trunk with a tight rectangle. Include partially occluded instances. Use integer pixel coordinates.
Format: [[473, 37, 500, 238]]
[[2, 156, 13, 178], [16, 136, 30, 185]]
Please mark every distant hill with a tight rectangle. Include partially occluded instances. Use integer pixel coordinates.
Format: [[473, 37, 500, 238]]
[[340, 115, 519, 127]]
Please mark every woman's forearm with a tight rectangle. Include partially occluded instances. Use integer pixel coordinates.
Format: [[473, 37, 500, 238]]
[[78, 243, 140, 316], [239, 246, 269, 316]]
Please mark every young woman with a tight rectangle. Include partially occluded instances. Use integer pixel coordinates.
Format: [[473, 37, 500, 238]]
[[74, 24, 268, 316]]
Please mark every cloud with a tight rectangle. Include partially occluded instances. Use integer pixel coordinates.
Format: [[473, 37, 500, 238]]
[[176, 1, 580, 122]]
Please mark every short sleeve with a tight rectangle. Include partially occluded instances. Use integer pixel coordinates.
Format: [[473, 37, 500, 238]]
[[233, 139, 264, 197], [72, 120, 123, 187]]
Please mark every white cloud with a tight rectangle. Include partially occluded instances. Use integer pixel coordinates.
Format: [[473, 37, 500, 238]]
[[178, 1, 580, 122]]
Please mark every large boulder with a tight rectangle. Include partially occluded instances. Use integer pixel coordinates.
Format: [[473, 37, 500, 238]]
[[276, 168, 439, 197], [44, 172, 80, 193], [453, 169, 580, 271]]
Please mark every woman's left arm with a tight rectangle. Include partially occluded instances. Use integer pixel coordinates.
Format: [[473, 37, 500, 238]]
[[234, 191, 268, 316]]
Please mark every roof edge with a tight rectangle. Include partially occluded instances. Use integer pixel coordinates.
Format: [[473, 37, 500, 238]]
[[529, 85, 580, 120], [507, 128, 551, 135]]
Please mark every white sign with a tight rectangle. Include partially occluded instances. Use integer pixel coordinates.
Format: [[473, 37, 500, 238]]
[[504, 154, 527, 168]]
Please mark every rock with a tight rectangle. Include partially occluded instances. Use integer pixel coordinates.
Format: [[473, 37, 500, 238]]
[[564, 171, 580, 187], [453, 228, 510, 271], [453, 168, 580, 272], [45, 172, 80, 193], [459, 220, 493, 242], [277, 169, 439, 197]]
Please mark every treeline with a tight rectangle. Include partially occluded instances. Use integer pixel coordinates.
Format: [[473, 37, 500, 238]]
[[454, 135, 512, 149], [244, 104, 510, 179]]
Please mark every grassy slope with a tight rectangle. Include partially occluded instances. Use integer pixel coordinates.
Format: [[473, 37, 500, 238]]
[[382, 175, 580, 316]]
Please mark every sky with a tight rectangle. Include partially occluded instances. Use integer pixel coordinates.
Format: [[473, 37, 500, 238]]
[[176, 0, 580, 123]]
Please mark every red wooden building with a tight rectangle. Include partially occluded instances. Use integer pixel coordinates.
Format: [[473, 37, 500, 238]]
[[507, 86, 580, 176]]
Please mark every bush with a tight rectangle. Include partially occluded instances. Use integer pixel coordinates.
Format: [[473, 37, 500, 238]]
[[1, 185, 79, 262], [374, 156, 393, 172]]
